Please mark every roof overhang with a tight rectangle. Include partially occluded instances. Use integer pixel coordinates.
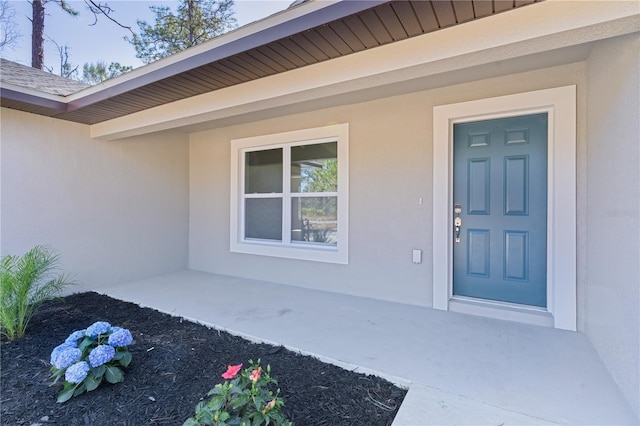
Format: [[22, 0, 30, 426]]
[[65, 0, 389, 111], [90, 0, 640, 140], [4, 0, 544, 123], [2, 0, 639, 140], [1, 83, 67, 113]]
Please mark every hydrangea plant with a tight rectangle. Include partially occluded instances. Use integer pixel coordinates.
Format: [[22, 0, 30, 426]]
[[49, 321, 134, 403], [184, 359, 291, 426]]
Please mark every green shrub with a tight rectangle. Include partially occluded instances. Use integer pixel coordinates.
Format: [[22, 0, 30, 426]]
[[50, 321, 135, 403], [184, 359, 291, 426], [0, 245, 74, 340]]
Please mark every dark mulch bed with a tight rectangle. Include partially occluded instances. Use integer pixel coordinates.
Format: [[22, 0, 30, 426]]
[[1, 292, 406, 425]]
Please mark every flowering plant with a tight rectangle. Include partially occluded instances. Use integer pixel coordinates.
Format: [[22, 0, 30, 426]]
[[49, 321, 134, 403], [184, 359, 291, 426]]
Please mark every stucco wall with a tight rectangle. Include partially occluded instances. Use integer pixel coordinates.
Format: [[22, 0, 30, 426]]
[[585, 33, 640, 417], [189, 61, 587, 308], [0, 109, 190, 291]]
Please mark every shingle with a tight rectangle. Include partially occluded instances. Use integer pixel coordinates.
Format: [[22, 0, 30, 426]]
[[0, 58, 89, 96]]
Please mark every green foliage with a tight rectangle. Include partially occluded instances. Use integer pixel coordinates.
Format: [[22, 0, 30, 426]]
[[184, 359, 292, 426], [55, 0, 80, 16], [50, 322, 134, 403], [81, 61, 133, 84], [302, 159, 338, 193], [297, 159, 338, 241], [0, 245, 74, 340], [127, 0, 237, 64]]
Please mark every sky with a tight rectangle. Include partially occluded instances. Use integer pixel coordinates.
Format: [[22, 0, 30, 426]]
[[2, 0, 293, 73]]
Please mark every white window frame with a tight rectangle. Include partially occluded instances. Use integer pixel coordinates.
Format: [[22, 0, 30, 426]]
[[432, 86, 577, 331], [230, 123, 349, 264]]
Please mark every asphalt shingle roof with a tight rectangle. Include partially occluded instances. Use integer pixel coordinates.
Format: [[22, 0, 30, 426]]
[[0, 58, 89, 96]]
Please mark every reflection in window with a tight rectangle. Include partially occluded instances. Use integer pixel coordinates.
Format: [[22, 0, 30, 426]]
[[243, 141, 339, 246], [291, 197, 337, 245], [291, 142, 337, 193]]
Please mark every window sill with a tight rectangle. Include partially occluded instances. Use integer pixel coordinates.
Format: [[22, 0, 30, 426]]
[[230, 240, 347, 264]]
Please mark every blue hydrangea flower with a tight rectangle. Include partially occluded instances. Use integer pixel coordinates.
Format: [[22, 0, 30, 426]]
[[108, 328, 133, 347], [89, 345, 115, 367], [50, 343, 75, 365], [64, 329, 86, 346], [111, 326, 123, 333], [65, 361, 90, 384], [85, 321, 111, 338], [53, 347, 82, 370]]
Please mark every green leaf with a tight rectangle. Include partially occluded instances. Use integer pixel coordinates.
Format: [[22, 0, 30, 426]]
[[49, 368, 65, 385], [78, 337, 94, 352], [105, 366, 124, 383], [57, 386, 77, 403], [119, 350, 132, 367], [0, 245, 74, 340], [84, 375, 102, 391], [73, 382, 87, 396], [91, 364, 106, 379], [210, 384, 226, 395], [252, 413, 264, 426], [182, 418, 199, 426], [230, 393, 249, 410]]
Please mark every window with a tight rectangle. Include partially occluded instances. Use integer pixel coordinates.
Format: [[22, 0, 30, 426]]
[[230, 124, 349, 264]]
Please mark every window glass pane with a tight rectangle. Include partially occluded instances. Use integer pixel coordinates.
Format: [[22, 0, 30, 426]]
[[291, 142, 337, 193], [245, 198, 282, 241], [291, 197, 337, 245], [245, 148, 283, 194]]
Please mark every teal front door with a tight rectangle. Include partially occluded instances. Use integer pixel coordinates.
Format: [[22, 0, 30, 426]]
[[453, 113, 548, 307]]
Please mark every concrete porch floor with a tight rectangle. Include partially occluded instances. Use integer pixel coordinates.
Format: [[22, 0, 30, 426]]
[[96, 270, 637, 425]]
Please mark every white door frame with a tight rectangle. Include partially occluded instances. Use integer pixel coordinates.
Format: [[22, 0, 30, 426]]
[[432, 86, 577, 331]]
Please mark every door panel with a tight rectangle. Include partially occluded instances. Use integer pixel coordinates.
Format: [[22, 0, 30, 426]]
[[468, 158, 490, 214], [453, 113, 547, 307], [504, 155, 528, 215], [467, 229, 490, 277]]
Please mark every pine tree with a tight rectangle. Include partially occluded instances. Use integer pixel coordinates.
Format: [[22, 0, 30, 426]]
[[31, 0, 77, 70], [30, 0, 131, 71], [82, 61, 133, 84], [127, 0, 236, 64]]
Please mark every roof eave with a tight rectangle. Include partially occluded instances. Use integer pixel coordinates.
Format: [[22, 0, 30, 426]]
[[88, 0, 640, 141], [0, 84, 67, 113], [65, 0, 390, 112]]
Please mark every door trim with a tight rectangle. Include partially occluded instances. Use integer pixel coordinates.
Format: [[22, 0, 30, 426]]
[[433, 86, 577, 331]]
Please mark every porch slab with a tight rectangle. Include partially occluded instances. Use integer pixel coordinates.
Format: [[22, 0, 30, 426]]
[[96, 270, 638, 425]]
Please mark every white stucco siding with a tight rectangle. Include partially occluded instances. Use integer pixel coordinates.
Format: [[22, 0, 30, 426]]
[[586, 33, 640, 418], [188, 61, 587, 308], [0, 109, 190, 291], [189, 95, 432, 305]]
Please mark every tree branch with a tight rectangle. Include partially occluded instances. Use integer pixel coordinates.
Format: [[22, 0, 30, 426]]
[[84, 1, 134, 35]]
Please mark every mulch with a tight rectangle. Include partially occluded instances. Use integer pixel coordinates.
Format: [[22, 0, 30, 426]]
[[1, 292, 407, 425]]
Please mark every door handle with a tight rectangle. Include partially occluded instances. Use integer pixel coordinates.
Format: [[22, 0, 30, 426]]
[[454, 204, 462, 243]]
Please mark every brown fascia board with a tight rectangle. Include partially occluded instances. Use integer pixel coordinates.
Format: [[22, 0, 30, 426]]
[[1, 86, 67, 113], [66, 0, 390, 113]]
